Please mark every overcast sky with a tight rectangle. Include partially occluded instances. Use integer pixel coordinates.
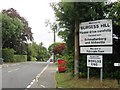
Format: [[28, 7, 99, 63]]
[[0, 0, 62, 48], [0, 0, 117, 48]]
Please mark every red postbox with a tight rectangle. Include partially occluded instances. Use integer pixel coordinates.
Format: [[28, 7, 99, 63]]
[[58, 59, 67, 72]]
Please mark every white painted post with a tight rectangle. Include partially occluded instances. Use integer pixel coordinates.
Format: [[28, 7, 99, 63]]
[[100, 68, 103, 82]]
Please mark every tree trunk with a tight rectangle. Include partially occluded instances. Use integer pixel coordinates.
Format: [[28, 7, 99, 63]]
[[74, 17, 79, 78]]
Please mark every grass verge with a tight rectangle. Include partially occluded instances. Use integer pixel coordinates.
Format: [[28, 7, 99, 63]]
[[56, 72, 118, 88]]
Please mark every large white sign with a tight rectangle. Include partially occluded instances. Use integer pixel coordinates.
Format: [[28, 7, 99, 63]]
[[80, 46, 112, 54], [79, 19, 113, 46], [87, 55, 103, 68]]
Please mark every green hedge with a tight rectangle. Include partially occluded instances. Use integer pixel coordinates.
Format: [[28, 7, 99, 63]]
[[2, 48, 27, 62], [31, 57, 37, 61], [2, 48, 15, 62], [14, 55, 27, 62]]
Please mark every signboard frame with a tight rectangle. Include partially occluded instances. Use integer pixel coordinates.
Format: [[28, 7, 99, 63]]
[[79, 19, 113, 54], [80, 46, 113, 54], [79, 19, 113, 82], [79, 19, 113, 46], [87, 55, 103, 68]]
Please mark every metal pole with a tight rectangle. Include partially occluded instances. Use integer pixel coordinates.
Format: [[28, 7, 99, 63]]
[[100, 68, 103, 82], [87, 67, 90, 81]]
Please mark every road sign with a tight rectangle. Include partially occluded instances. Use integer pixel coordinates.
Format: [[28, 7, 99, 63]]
[[114, 63, 120, 66], [87, 55, 103, 68], [80, 46, 112, 54], [79, 19, 113, 46]]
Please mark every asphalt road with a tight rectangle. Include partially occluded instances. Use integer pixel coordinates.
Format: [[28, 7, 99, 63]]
[[30, 63, 57, 88], [2, 61, 49, 88]]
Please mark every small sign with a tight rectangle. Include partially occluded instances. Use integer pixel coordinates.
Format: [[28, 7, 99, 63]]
[[80, 46, 112, 54], [87, 55, 103, 68], [114, 63, 120, 66]]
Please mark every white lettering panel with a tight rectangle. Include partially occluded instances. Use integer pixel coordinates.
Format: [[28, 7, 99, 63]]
[[80, 46, 112, 54], [79, 19, 113, 46], [87, 55, 103, 68]]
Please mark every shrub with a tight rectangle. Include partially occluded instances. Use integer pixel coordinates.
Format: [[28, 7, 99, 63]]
[[14, 55, 27, 62], [31, 57, 37, 61], [2, 48, 15, 62]]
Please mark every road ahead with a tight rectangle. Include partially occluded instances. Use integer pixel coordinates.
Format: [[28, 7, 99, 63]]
[[2, 62, 49, 88]]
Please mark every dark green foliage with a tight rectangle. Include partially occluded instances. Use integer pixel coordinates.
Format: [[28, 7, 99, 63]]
[[27, 42, 49, 61], [2, 48, 27, 62], [52, 2, 120, 79], [2, 48, 15, 62], [79, 55, 87, 78], [1, 8, 33, 54]]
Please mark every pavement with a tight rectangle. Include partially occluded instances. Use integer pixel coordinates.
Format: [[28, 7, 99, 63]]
[[30, 62, 57, 88]]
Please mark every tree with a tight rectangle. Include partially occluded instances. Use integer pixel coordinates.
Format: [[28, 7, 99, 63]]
[[51, 2, 107, 77], [48, 42, 61, 54], [53, 43, 66, 55], [1, 8, 33, 54], [27, 42, 49, 61], [2, 8, 33, 41], [51, 2, 120, 78]]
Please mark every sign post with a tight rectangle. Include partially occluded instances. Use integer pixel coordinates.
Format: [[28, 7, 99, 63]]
[[114, 63, 120, 89], [87, 67, 90, 81], [87, 55, 103, 81], [79, 19, 113, 82], [100, 68, 103, 82]]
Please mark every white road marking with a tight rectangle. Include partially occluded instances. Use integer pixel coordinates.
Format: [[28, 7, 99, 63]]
[[3, 63, 20, 68], [41, 84, 45, 88], [26, 79, 35, 88], [8, 68, 20, 73], [27, 64, 49, 88], [27, 85, 31, 88], [36, 64, 49, 82], [10, 64, 16, 66], [6, 65, 8, 67]]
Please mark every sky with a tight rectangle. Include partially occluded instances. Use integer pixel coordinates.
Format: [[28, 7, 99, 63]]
[[0, 0, 117, 48], [0, 0, 62, 48]]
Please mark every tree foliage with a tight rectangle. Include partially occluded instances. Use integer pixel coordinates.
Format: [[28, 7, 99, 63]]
[[51, 2, 120, 78], [27, 42, 49, 61], [53, 43, 66, 55], [1, 8, 33, 54]]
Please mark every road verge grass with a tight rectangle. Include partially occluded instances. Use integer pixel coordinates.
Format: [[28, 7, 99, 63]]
[[56, 72, 118, 88]]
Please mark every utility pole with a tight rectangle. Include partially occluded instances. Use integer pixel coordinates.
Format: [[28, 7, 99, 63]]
[[53, 29, 56, 63], [46, 20, 57, 63], [74, 2, 79, 78]]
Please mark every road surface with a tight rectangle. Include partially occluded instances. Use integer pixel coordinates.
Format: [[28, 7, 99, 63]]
[[2, 61, 54, 88]]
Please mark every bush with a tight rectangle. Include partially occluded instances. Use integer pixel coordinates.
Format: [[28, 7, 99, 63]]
[[14, 55, 27, 62], [2, 48, 15, 62], [31, 57, 37, 61]]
